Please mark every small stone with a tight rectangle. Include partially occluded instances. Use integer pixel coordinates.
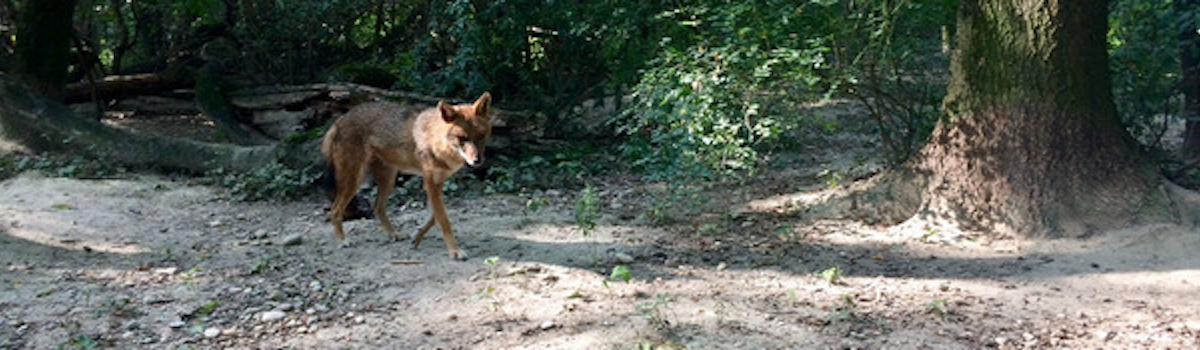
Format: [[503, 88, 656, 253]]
[[309, 281, 322, 292], [168, 320, 186, 329], [354, 316, 365, 324], [613, 253, 634, 264], [253, 229, 268, 239], [277, 303, 294, 312], [716, 262, 728, 271], [545, 189, 562, 197], [261, 310, 287, 322], [281, 234, 303, 246], [207, 220, 222, 228], [203, 327, 221, 338], [540, 320, 556, 330]]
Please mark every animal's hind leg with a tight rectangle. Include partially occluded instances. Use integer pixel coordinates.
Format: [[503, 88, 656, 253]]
[[330, 155, 367, 245], [412, 215, 436, 249], [370, 162, 404, 240]]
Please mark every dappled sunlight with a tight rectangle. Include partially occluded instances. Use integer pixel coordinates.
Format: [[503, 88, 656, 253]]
[[0, 207, 150, 255], [736, 185, 836, 215], [497, 222, 648, 245]]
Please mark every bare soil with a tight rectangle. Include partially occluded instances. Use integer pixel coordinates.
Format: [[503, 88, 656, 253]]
[[3, 98, 1198, 349], [1, 162, 1198, 349]]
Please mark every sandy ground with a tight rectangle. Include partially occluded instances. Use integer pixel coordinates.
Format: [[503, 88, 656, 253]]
[[0, 166, 1197, 350]]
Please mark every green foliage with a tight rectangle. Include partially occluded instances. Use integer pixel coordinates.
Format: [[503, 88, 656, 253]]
[[56, 334, 99, 350], [609, 265, 631, 283], [835, 0, 953, 165], [483, 144, 608, 194], [926, 298, 950, 317], [329, 61, 401, 88], [1109, 0, 1184, 148], [0, 155, 123, 180], [817, 266, 842, 284], [615, 1, 953, 179], [205, 162, 320, 201], [196, 300, 220, 316], [574, 184, 600, 236], [828, 292, 859, 323], [249, 255, 271, 275], [574, 184, 601, 264], [636, 294, 675, 330], [407, 1, 664, 111]]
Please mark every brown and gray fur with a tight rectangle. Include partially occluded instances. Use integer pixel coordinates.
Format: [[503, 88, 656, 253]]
[[321, 92, 492, 259]]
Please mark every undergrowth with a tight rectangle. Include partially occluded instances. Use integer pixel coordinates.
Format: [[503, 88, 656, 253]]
[[204, 162, 321, 201]]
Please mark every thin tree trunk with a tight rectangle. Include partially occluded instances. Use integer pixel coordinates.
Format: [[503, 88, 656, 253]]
[[1180, 0, 1200, 157]]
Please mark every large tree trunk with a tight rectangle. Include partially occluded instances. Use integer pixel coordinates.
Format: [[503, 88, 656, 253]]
[[909, 0, 1171, 238], [14, 0, 77, 99], [0, 72, 296, 174]]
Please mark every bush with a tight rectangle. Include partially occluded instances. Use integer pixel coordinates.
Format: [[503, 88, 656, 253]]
[[1108, 0, 1183, 149], [614, 1, 954, 179]]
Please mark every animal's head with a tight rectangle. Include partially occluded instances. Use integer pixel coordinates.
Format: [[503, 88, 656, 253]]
[[437, 92, 493, 168]]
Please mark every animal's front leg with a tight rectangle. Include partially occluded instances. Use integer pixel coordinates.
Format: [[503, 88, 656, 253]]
[[423, 175, 466, 260]]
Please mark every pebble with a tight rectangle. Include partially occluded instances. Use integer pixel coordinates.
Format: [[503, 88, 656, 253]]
[[354, 316, 366, 324], [716, 262, 728, 271], [277, 303, 294, 312], [540, 320, 556, 330], [168, 320, 186, 329], [261, 310, 287, 322], [282, 234, 303, 246], [203, 327, 221, 338], [309, 281, 322, 292], [613, 253, 634, 264]]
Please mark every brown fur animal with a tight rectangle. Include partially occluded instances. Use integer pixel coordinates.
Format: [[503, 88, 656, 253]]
[[321, 92, 492, 259]]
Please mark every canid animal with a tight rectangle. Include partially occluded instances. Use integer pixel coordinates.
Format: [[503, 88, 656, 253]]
[[321, 92, 492, 259]]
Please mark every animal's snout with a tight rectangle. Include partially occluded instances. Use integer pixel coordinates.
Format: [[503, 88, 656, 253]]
[[465, 153, 485, 168], [458, 143, 484, 167]]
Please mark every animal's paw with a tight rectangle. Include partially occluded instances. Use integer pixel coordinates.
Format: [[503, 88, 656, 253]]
[[448, 248, 468, 261], [388, 232, 410, 242]]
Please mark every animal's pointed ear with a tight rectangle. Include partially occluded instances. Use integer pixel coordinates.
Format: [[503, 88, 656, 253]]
[[473, 92, 492, 117], [438, 101, 457, 122]]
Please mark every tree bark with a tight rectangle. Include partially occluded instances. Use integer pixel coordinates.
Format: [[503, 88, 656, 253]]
[[0, 72, 301, 174], [14, 0, 77, 99], [1180, 0, 1200, 157], [909, 0, 1171, 238]]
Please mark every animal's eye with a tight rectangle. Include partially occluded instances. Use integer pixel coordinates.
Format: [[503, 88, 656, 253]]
[[458, 135, 469, 143]]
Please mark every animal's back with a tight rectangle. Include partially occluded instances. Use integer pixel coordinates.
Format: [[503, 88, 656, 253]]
[[323, 101, 424, 155]]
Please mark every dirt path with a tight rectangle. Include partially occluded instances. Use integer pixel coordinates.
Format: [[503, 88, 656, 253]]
[[1, 171, 1198, 349]]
